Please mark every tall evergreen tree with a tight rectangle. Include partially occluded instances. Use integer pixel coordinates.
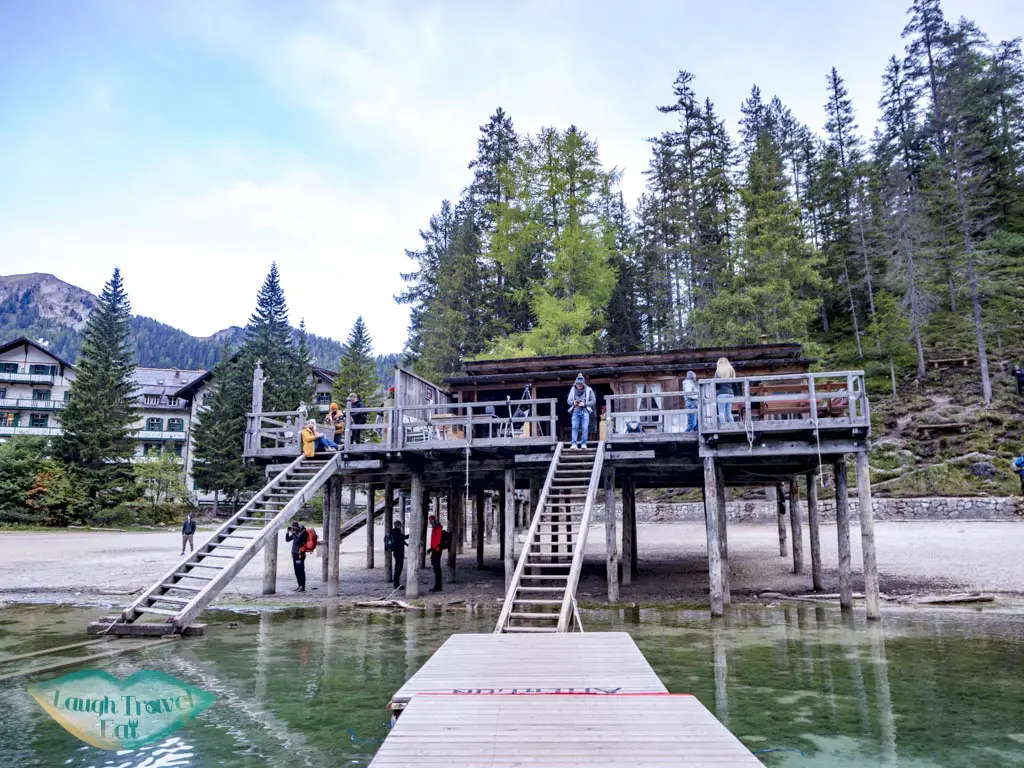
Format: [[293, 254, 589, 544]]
[[56, 269, 139, 511], [334, 317, 379, 404]]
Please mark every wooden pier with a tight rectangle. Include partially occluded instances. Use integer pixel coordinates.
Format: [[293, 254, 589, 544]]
[[374, 633, 761, 766]]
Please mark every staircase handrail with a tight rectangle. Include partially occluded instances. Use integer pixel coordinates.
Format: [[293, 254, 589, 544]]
[[557, 442, 605, 632], [494, 442, 564, 633], [118, 453, 309, 624]]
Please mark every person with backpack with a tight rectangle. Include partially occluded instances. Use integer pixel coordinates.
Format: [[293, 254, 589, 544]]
[[1014, 456, 1024, 496], [428, 514, 444, 592], [180, 512, 196, 555], [285, 521, 317, 592], [566, 373, 596, 450], [1014, 366, 1024, 397], [386, 520, 409, 589], [348, 392, 366, 444]]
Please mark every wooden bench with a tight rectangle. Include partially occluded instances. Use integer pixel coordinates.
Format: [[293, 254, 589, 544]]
[[915, 422, 969, 437], [750, 380, 849, 421], [929, 357, 974, 370]]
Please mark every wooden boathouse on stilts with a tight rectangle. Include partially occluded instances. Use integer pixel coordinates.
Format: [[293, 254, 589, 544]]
[[92, 341, 878, 636]]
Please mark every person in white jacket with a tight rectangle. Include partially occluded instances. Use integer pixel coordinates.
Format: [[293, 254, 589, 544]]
[[682, 370, 699, 432], [567, 374, 596, 449]]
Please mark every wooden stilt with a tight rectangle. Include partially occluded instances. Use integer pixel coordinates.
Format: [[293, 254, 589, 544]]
[[604, 468, 618, 603], [855, 452, 881, 620], [806, 471, 823, 592], [774, 483, 788, 557], [447, 486, 460, 583], [834, 458, 853, 610], [788, 476, 803, 574], [349, 485, 356, 517], [262, 528, 278, 595], [328, 478, 341, 597], [621, 476, 634, 587], [715, 465, 730, 606], [407, 473, 424, 598], [321, 480, 332, 583], [504, 468, 516, 592], [629, 480, 639, 579], [498, 485, 506, 562], [420, 491, 429, 569], [475, 490, 485, 570], [486, 494, 494, 543], [365, 486, 375, 569], [702, 457, 725, 617], [384, 482, 395, 583]]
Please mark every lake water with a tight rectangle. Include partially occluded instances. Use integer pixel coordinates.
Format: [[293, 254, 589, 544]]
[[0, 602, 1022, 767]]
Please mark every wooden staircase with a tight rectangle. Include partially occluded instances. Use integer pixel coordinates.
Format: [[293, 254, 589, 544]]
[[102, 453, 342, 635], [495, 442, 605, 634]]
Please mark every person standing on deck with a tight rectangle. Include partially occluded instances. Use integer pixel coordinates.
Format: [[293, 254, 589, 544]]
[[324, 402, 345, 444], [286, 521, 309, 592], [180, 512, 196, 555], [567, 374, 596, 449], [714, 358, 736, 425], [348, 392, 366, 443], [390, 520, 409, 589], [428, 514, 443, 592], [682, 371, 699, 432]]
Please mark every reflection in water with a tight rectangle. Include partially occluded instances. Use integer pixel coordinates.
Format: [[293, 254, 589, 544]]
[[1, 603, 1023, 767]]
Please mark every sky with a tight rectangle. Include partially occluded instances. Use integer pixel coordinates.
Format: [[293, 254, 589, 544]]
[[0, 1, 1020, 356]]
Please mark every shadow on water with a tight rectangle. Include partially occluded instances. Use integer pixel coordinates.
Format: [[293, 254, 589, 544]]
[[1, 602, 1023, 767]]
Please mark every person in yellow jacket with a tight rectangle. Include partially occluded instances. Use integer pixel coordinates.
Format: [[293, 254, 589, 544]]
[[301, 419, 340, 457]]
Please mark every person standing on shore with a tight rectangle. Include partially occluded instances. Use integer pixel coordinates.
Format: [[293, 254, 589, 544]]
[[285, 521, 309, 592], [428, 514, 443, 592], [389, 520, 409, 590], [180, 512, 196, 555]]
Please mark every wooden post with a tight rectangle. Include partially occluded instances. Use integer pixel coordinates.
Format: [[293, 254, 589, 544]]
[[486, 494, 494, 543], [419, 491, 429, 569], [621, 476, 634, 586], [529, 479, 540, 525], [262, 529, 278, 595], [806, 471, 823, 592], [365, 486, 375, 569], [407, 473, 424, 598], [715, 465, 730, 605], [498, 485, 506, 561], [383, 482, 395, 583], [788, 476, 803, 574], [834, 458, 853, 610], [475, 490, 485, 570], [855, 451, 881, 620], [504, 468, 515, 591], [604, 468, 618, 603], [321, 480, 332, 583], [630, 481, 639, 579], [447, 486, 460, 583], [457, 485, 466, 556], [328, 477, 341, 597], [349, 485, 356, 517], [774, 483, 788, 557], [703, 457, 725, 617]]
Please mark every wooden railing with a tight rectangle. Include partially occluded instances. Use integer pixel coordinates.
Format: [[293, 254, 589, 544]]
[[604, 392, 698, 436], [697, 371, 869, 435]]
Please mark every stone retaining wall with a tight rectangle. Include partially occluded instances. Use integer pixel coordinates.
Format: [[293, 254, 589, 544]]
[[629, 495, 1023, 523]]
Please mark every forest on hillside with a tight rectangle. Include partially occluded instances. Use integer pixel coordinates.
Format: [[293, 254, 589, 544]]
[[399, 0, 1024, 413]]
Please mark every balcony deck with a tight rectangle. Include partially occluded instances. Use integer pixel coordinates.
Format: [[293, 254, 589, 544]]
[[0, 398, 66, 411]]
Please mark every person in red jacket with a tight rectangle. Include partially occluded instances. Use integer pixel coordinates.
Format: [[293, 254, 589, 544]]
[[428, 515, 443, 592]]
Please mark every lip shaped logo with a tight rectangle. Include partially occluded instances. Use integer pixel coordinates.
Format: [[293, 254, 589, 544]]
[[29, 669, 216, 750]]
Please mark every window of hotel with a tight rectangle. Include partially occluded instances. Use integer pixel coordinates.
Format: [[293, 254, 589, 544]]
[[170, 444, 183, 457], [144, 443, 161, 457], [167, 418, 184, 433], [144, 394, 161, 405], [0, 413, 18, 427], [30, 365, 53, 376], [0, 388, 6, 399], [29, 414, 48, 428], [32, 389, 50, 401], [64, 391, 72, 401], [0, 363, 18, 374], [146, 417, 163, 432], [316, 392, 332, 404], [166, 397, 179, 407]]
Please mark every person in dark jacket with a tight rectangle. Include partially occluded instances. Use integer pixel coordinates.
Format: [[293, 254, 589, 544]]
[[428, 514, 443, 592], [180, 513, 196, 555], [390, 520, 409, 589], [285, 521, 309, 592], [714, 357, 736, 424], [1014, 366, 1024, 397], [348, 392, 365, 443]]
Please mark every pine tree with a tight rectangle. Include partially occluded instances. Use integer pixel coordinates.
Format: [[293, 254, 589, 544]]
[[334, 317, 379, 405], [56, 268, 140, 512]]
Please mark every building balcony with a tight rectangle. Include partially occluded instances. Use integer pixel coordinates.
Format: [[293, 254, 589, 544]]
[[135, 430, 187, 441], [0, 425, 61, 437], [0, 398, 66, 411], [0, 372, 56, 385]]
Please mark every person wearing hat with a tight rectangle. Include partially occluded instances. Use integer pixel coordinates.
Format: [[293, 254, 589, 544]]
[[566, 374, 596, 449], [324, 401, 345, 444], [347, 392, 366, 443], [285, 521, 309, 592]]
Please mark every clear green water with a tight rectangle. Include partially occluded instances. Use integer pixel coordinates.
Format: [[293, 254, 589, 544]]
[[1, 602, 1022, 767]]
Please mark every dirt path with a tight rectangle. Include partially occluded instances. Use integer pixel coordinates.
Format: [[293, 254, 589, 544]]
[[0, 520, 1021, 610]]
